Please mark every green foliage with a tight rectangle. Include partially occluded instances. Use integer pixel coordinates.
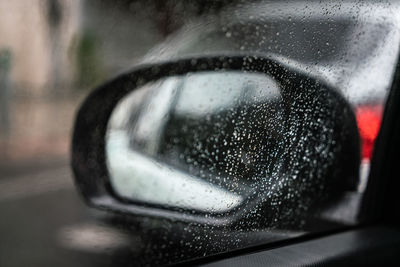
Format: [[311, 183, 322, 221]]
[[75, 32, 104, 90]]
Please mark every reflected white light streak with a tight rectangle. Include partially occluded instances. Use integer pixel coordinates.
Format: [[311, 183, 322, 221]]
[[107, 131, 243, 213]]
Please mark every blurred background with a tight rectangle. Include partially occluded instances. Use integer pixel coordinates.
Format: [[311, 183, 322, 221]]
[[0, 0, 235, 173], [0, 2, 239, 265]]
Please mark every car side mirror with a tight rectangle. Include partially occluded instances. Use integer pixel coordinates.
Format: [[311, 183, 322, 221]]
[[72, 55, 360, 227]]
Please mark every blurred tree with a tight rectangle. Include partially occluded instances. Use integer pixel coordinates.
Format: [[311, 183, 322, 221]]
[[46, 0, 63, 91], [75, 32, 104, 90], [0, 49, 12, 136]]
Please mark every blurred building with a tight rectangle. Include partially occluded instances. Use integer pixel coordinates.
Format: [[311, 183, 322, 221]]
[[0, 0, 81, 163], [0, 0, 81, 95]]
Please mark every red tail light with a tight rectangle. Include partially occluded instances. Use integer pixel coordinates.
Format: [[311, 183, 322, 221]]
[[355, 105, 383, 160]]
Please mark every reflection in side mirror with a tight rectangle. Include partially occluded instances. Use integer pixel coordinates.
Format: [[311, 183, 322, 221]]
[[106, 72, 283, 213], [73, 56, 360, 227]]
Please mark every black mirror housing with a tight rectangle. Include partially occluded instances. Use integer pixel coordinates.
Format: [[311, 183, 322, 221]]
[[71, 54, 360, 227]]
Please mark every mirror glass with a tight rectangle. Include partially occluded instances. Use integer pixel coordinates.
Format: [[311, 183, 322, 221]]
[[106, 71, 284, 213]]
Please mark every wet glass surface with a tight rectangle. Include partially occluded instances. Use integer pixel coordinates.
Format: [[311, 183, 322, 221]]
[[2, 1, 400, 266]]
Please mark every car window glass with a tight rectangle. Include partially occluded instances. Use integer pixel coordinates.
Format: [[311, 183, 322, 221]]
[[2, 1, 400, 266]]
